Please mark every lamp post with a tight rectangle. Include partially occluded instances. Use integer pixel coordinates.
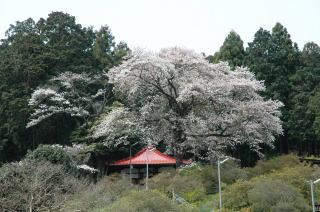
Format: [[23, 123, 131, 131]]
[[217, 157, 229, 210], [309, 178, 320, 212], [146, 146, 155, 191], [129, 142, 139, 184]]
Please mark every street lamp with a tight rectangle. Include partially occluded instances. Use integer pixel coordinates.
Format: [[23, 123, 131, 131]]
[[309, 178, 320, 212], [146, 146, 155, 190], [129, 142, 139, 184], [217, 157, 229, 210]]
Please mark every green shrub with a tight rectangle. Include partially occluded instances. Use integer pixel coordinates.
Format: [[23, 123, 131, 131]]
[[60, 174, 134, 211], [220, 160, 249, 184], [26, 144, 74, 169], [270, 202, 300, 212], [103, 190, 197, 212], [179, 160, 247, 195], [265, 165, 320, 199], [149, 169, 207, 205], [245, 154, 300, 177], [238, 207, 254, 212], [196, 196, 215, 212], [248, 179, 309, 212], [223, 180, 253, 210]]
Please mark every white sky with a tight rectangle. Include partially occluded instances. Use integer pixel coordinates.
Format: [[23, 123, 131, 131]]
[[0, 0, 319, 55]]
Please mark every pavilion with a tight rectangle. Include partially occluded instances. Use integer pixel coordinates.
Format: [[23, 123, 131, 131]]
[[106, 147, 189, 184]]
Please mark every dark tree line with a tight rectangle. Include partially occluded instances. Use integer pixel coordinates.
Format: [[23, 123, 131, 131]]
[[209, 23, 320, 164]]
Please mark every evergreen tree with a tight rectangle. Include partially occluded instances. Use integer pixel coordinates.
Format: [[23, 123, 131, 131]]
[[92, 25, 129, 70], [208, 30, 245, 68], [245, 23, 300, 153], [288, 42, 320, 154]]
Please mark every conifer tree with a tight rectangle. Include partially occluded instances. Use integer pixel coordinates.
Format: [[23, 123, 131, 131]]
[[245, 23, 299, 153], [208, 30, 245, 68]]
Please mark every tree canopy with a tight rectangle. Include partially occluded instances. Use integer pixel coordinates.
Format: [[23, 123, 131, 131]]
[[94, 48, 283, 164], [1, 13, 320, 167], [208, 30, 245, 68], [0, 11, 129, 163]]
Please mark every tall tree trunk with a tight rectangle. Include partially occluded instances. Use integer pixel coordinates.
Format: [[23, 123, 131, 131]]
[[172, 120, 186, 167]]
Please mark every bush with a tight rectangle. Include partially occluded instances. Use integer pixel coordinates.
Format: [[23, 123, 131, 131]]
[[248, 179, 309, 212], [149, 169, 207, 205], [60, 174, 134, 211], [26, 144, 74, 169], [223, 180, 253, 210], [179, 160, 247, 195], [270, 202, 300, 212], [265, 165, 320, 199], [219, 160, 249, 184], [0, 160, 85, 211], [104, 190, 197, 212], [245, 154, 300, 177]]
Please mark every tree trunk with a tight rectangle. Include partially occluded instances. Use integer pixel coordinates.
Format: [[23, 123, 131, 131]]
[[174, 152, 183, 167], [172, 120, 186, 167]]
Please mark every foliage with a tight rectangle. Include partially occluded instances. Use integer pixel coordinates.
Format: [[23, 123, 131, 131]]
[[245, 23, 300, 155], [60, 173, 197, 212], [104, 190, 197, 212], [92, 106, 138, 146], [26, 144, 74, 169], [60, 174, 134, 211], [149, 168, 207, 205], [93, 25, 130, 70], [26, 71, 114, 128], [179, 160, 248, 194], [148, 160, 248, 207], [0, 11, 128, 163], [308, 88, 320, 138], [0, 153, 310, 212], [269, 202, 300, 212], [223, 180, 253, 210], [218, 154, 316, 211], [0, 159, 85, 212], [208, 30, 246, 68], [244, 154, 300, 177], [248, 179, 309, 212], [288, 42, 320, 155], [25, 143, 99, 177]]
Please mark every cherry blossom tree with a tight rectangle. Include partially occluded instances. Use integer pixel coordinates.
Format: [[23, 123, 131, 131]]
[[97, 47, 283, 164], [27, 72, 110, 128]]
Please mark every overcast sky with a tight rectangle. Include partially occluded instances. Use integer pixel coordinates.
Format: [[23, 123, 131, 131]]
[[1, 0, 319, 55]]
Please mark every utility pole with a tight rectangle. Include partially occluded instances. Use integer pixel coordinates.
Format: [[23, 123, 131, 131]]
[[311, 180, 316, 212], [129, 142, 138, 184], [146, 146, 149, 190], [217, 157, 229, 210], [310, 178, 320, 212], [129, 144, 132, 183], [145, 146, 154, 190]]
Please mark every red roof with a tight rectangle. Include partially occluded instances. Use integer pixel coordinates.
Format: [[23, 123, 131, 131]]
[[108, 147, 189, 165]]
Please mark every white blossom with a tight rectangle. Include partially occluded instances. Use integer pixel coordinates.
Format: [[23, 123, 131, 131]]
[[93, 107, 138, 147], [178, 161, 200, 172], [76, 164, 99, 173], [51, 72, 91, 88], [27, 72, 106, 128], [63, 143, 88, 155], [105, 47, 283, 161]]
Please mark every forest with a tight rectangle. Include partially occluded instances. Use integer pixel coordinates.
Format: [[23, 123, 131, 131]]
[[0, 11, 320, 211]]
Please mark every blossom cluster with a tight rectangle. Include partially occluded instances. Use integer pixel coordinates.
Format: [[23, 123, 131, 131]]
[[27, 72, 104, 128], [104, 47, 283, 159], [76, 164, 99, 173]]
